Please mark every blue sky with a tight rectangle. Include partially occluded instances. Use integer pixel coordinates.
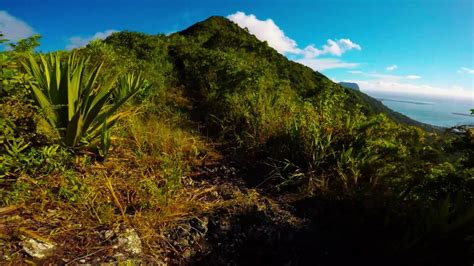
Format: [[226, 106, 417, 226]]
[[1, 0, 473, 100]]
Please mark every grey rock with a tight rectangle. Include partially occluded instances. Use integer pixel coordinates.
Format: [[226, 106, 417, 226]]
[[20, 238, 55, 259], [103, 229, 115, 240], [116, 228, 142, 255]]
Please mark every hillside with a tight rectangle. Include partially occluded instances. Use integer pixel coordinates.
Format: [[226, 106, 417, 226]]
[[175, 17, 439, 131], [0, 16, 472, 265]]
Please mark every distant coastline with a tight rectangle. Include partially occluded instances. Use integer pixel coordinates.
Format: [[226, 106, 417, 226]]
[[366, 91, 473, 128], [452, 112, 474, 118], [377, 98, 434, 105]]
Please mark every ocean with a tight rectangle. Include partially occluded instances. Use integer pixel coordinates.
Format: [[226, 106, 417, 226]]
[[362, 91, 474, 128]]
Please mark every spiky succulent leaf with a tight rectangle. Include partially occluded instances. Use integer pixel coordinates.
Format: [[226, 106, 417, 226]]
[[23, 52, 145, 152]]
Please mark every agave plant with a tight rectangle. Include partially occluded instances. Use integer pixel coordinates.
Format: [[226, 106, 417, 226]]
[[114, 72, 149, 103], [22, 52, 146, 151]]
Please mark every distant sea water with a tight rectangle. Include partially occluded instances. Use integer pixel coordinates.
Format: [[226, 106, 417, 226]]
[[362, 91, 474, 128]]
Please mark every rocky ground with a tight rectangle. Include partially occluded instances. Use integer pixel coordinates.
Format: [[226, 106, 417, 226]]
[[0, 145, 302, 265], [2, 141, 456, 265]]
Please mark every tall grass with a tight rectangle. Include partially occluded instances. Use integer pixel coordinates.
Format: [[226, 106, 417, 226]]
[[218, 86, 299, 151]]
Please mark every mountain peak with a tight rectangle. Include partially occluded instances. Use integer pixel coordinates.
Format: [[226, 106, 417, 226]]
[[179, 16, 241, 37]]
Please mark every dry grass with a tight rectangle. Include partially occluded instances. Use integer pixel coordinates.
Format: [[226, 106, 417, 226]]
[[0, 109, 253, 264]]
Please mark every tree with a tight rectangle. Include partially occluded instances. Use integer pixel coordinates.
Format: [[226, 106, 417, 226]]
[[0, 32, 8, 44], [9, 34, 41, 53]]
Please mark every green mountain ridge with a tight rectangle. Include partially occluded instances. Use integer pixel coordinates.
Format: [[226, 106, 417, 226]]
[[171, 16, 438, 130]]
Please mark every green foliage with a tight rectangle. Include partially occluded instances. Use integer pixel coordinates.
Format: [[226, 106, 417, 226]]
[[0, 131, 71, 178], [58, 171, 87, 202], [99, 118, 111, 158], [0, 51, 33, 98], [0, 47, 56, 179], [0, 32, 8, 44], [103, 32, 173, 98], [22, 52, 147, 152], [0, 128, 30, 177], [160, 16, 472, 201], [114, 73, 151, 104], [0, 181, 32, 205], [8, 34, 42, 53]]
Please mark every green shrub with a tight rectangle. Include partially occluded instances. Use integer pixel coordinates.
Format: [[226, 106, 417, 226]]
[[0, 134, 71, 179]]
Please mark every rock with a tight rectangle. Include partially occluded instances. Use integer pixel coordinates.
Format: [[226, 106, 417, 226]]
[[112, 252, 125, 260], [218, 217, 232, 232], [103, 229, 115, 240], [20, 238, 55, 259], [115, 228, 142, 255]]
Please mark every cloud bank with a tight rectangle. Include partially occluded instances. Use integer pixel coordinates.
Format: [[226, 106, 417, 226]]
[[347, 71, 472, 99], [0, 10, 35, 42], [227, 11, 361, 70], [458, 67, 474, 74], [66, 30, 117, 49], [354, 80, 472, 99], [348, 71, 422, 81]]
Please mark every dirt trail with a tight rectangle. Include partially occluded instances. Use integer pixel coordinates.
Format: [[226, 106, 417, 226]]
[[170, 98, 328, 265], [163, 140, 317, 265], [171, 140, 406, 266]]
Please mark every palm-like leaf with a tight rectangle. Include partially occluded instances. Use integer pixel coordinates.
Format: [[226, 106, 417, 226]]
[[22, 52, 144, 151]]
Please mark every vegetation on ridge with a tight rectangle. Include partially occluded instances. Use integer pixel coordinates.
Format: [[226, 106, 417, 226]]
[[0, 16, 472, 265]]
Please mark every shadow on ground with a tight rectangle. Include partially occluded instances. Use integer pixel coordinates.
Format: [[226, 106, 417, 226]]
[[190, 194, 471, 266]]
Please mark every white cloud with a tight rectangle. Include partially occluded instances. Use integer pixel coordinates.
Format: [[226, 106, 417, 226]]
[[339, 39, 361, 50], [350, 71, 422, 81], [320, 38, 361, 56], [405, 75, 421, 80], [302, 45, 321, 58], [386, 64, 398, 71], [227, 11, 361, 61], [354, 80, 473, 99], [227, 11, 299, 54], [66, 30, 117, 50], [299, 39, 361, 58], [458, 67, 474, 74], [295, 58, 359, 71], [0, 10, 35, 42], [295, 39, 362, 70]]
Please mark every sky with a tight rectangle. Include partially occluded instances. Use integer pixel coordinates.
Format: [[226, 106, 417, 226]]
[[1, 0, 473, 100]]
